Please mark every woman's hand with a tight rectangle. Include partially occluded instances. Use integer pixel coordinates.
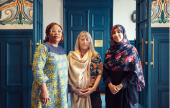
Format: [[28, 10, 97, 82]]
[[108, 83, 119, 94], [81, 87, 95, 97], [116, 83, 123, 90], [39, 83, 50, 105], [73, 89, 84, 97], [41, 92, 51, 105]]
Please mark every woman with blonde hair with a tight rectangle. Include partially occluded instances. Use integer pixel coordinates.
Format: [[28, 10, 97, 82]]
[[68, 31, 103, 108]]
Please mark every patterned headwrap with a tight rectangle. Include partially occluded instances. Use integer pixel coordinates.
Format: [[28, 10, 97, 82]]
[[104, 24, 145, 91]]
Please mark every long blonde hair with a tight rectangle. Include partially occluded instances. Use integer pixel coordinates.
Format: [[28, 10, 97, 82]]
[[74, 31, 97, 57]]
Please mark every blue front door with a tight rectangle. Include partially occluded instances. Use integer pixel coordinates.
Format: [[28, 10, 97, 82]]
[[136, 0, 169, 108], [0, 0, 43, 107], [0, 30, 33, 108], [150, 28, 169, 108]]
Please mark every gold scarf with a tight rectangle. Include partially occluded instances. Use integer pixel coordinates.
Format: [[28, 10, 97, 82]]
[[68, 51, 92, 108]]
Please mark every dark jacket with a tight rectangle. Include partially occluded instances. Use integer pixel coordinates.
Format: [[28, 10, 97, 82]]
[[103, 66, 138, 107]]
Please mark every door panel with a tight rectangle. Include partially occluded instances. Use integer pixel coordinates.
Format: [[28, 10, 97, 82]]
[[0, 37, 28, 108], [89, 10, 109, 92], [6, 43, 22, 86], [159, 89, 169, 108], [71, 15, 85, 27], [68, 11, 87, 29], [6, 91, 22, 108], [92, 30, 105, 62], [71, 30, 82, 50], [91, 14, 105, 27], [68, 11, 87, 52], [33, 0, 43, 51], [89, 10, 109, 63], [136, 0, 151, 107], [158, 40, 169, 84], [151, 32, 169, 108]]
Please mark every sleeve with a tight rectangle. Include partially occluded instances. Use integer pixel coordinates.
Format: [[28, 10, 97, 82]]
[[96, 53, 103, 76], [103, 66, 112, 86], [121, 71, 138, 89], [32, 45, 49, 86]]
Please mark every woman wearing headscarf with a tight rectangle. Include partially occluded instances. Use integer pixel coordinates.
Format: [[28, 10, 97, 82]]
[[103, 24, 145, 108], [67, 31, 103, 108]]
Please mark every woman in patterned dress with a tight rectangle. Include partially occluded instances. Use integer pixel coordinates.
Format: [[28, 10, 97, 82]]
[[103, 24, 145, 108], [31, 22, 68, 108], [67, 31, 103, 108]]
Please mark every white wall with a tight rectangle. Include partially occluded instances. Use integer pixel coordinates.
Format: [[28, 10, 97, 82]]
[[113, 0, 136, 40], [43, 0, 136, 40], [43, 0, 63, 38]]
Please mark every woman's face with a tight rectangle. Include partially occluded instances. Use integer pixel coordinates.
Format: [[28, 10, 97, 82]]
[[112, 28, 123, 43], [48, 25, 62, 43], [79, 36, 91, 50]]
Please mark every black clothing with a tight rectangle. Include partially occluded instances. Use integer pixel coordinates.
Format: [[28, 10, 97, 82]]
[[90, 90, 102, 108], [103, 66, 139, 108]]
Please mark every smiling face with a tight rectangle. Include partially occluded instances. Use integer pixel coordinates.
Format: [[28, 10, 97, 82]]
[[112, 27, 123, 43], [48, 25, 62, 43], [79, 35, 91, 50]]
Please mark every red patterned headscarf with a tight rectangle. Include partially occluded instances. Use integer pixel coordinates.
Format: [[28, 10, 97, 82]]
[[104, 24, 145, 91]]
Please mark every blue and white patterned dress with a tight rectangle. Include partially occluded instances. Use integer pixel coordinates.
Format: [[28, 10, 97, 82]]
[[31, 43, 68, 108]]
